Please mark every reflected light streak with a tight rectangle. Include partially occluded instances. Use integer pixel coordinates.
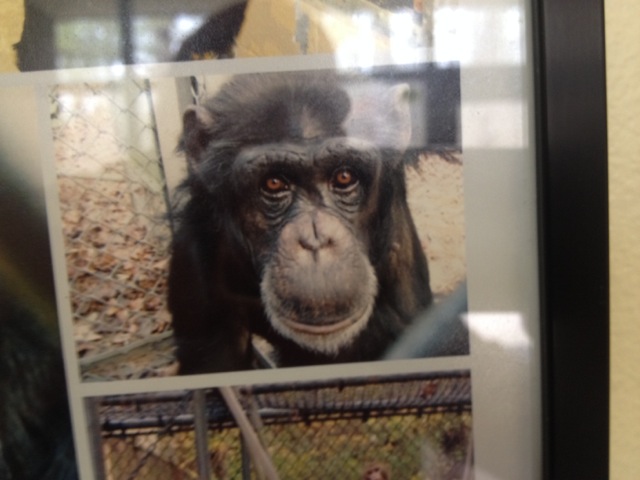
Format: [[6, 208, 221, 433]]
[[461, 100, 526, 149], [433, 6, 525, 65], [433, 6, 460, 63], [351, 12, 376, 68], [330, 9, 428, 69], [53, 89, 124, 178], [108, 63, 126, 78], [54, 64, 126, 85], [389, 11, 426, 64], [171, 14, 205, 55], [321, 3, 527, 68], [174, 14, 202, 34], [466, 312, 531, 350], [333, 11, 376, 69]]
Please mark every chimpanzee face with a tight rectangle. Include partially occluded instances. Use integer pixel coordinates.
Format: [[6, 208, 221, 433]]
[[228, 138, 383, 353]]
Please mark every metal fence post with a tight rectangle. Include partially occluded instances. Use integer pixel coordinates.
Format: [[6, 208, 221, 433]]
[[241, 436, 252, 480], [193, 389, 212, 479], [85, 397, 107, 480]]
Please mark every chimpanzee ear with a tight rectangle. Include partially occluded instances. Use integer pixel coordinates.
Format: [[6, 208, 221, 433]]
[[343, 82, 413, 153], [181, 105, 216, 164]]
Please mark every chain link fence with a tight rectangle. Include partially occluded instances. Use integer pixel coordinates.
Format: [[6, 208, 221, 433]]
[[90, 372, 473, 479], [50, 79, 175, 379]]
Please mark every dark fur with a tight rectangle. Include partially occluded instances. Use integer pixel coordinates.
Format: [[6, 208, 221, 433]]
[[169, 72, 432, 374], [175, 1, 248, 61]]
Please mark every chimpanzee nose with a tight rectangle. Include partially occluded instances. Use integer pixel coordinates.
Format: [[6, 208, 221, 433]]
[[299, 224, 329, 252], [297, 212, 333, 253]]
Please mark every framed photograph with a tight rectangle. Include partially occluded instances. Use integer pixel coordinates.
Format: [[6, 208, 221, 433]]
[[0, 0, 608, 479]]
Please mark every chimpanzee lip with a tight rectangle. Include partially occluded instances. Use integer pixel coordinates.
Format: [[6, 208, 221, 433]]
[[284, 318, 353, 334], [281, 308, 367, 335]]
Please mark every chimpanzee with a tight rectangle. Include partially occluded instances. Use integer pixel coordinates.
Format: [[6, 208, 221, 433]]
[[168, 70, 436, 374]]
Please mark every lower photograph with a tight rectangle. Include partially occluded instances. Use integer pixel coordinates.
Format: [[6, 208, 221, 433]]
[[85, 371, 473, 480]]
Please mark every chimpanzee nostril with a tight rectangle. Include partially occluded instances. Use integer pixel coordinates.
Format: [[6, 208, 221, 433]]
[[299, 236, 320, 251], [299, 228, 330, 251]]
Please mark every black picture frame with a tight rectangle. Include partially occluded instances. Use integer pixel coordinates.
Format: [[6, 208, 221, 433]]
[[533, 0, 609, 478]]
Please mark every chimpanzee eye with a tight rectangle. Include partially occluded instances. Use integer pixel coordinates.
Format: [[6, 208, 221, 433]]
[[331, 167, 358, 190], [262, 175, 289, 194]]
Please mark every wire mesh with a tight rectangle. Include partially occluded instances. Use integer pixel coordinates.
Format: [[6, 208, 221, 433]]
[[50, 79, 174, 377], [94, 372, 472, 479]]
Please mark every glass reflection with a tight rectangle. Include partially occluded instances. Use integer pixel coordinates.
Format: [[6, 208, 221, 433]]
[[12, 0, 527, 73]]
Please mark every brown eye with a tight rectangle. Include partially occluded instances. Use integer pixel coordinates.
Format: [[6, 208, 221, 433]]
[[332, 168, 357, 189], [262, 176, 289, 193]]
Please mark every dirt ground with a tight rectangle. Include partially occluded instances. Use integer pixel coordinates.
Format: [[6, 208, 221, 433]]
[[407, 153, 466, 299]]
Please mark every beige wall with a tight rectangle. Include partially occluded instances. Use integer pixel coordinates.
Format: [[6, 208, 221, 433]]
[[0, 0, 22, 72], [606, 0, 640, 478]]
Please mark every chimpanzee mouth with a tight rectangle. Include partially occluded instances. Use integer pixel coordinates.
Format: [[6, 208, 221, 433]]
[[281, 311, 364, 335], [260, 257, 378, 354], [264, 298, 374, 355]]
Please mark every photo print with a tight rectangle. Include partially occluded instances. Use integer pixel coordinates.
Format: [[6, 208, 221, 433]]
[[48, 63, 466, 380], [86, 371, 473, 479]]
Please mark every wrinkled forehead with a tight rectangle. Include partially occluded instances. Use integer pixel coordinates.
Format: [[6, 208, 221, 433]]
[[232, 137, 382, 173]]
